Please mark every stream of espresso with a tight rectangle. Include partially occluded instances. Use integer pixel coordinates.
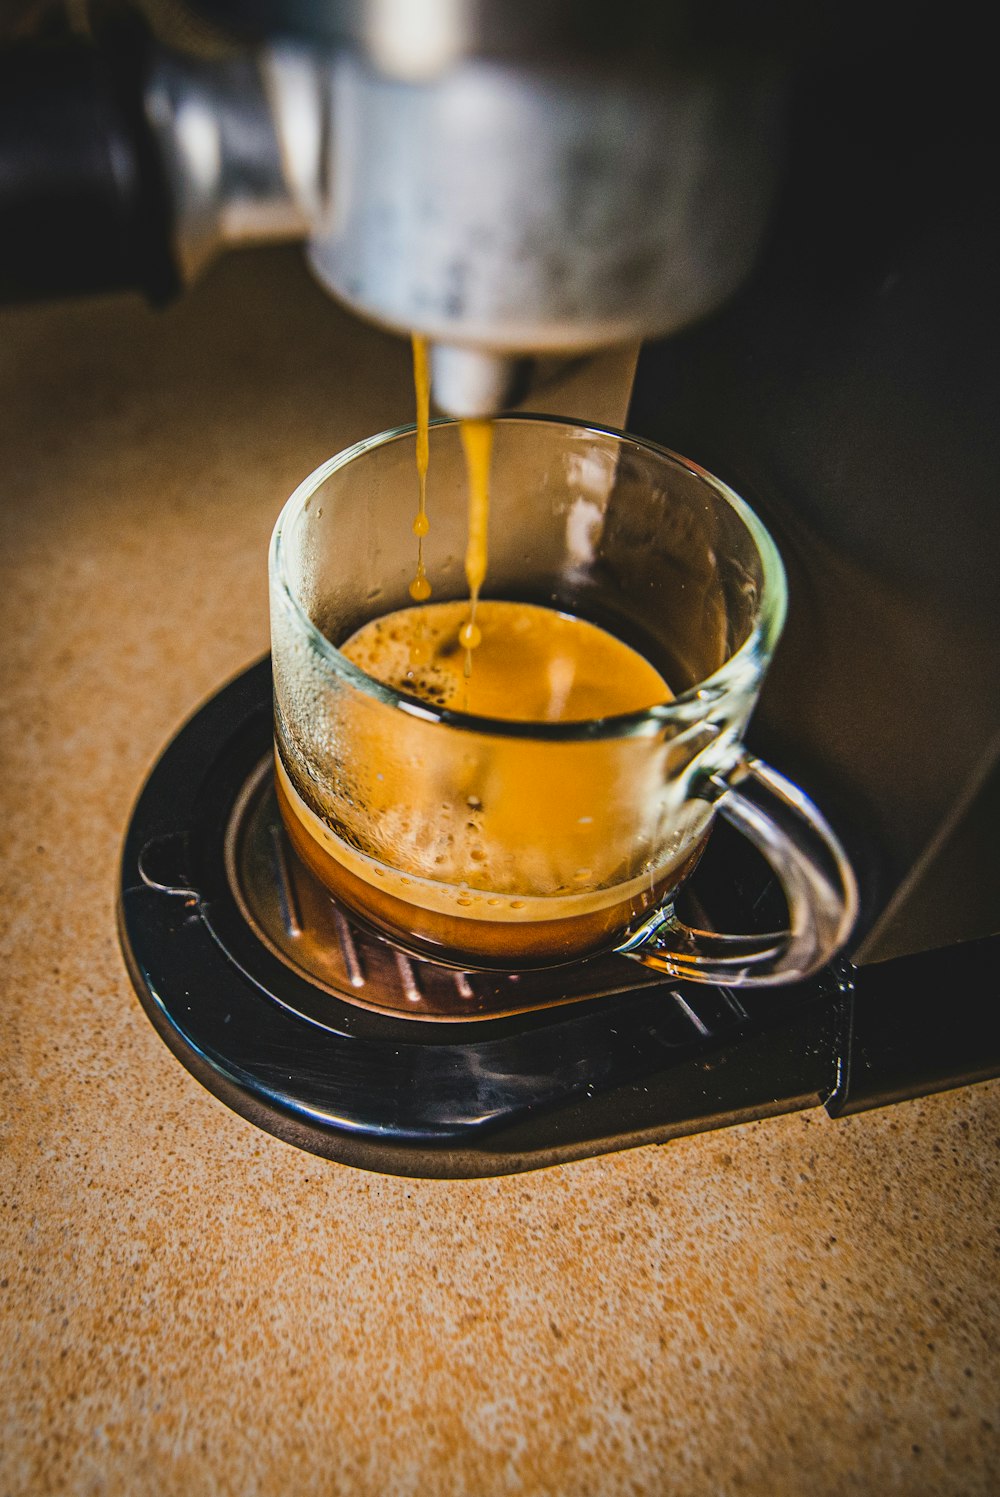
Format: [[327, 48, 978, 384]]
[[457, 417, 492, 672], [408, 335, 492, 672], [408, 335, 432, 603]]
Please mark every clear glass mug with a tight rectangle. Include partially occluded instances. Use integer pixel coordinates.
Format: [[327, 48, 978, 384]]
[[269, 416, 857, 987]]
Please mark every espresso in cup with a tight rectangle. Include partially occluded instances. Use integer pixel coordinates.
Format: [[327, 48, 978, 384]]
[[270, 417, 857, 992], [275, 597, 710, 966]]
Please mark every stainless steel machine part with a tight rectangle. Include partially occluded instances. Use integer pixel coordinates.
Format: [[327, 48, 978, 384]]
[[301, 49, 785, 414], [143, 44, 315, 283], [138, 3, 788, 415]]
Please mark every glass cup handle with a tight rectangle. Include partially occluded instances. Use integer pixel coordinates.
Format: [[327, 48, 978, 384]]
[[617, 754, 859, 988]]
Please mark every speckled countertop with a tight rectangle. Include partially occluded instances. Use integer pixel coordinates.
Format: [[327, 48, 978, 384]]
[[2, 249, 998, 1497]]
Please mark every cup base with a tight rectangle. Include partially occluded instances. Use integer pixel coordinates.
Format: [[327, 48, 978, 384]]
[[228, 755, 684, 1021], [274, 759, 709, 976]]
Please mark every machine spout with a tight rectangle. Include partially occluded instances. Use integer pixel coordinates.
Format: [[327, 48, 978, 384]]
[[428, 345, 530, 419]]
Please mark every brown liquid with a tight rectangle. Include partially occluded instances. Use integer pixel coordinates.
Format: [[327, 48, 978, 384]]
[[275, 600, 706, 968], [457, 418, 492, 669], [343, 598, 668, 720], [407, 341, 491, 679], [408, 334, 432, 603]]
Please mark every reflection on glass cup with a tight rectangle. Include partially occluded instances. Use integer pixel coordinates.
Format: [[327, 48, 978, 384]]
[[269, 417, 857, 987]]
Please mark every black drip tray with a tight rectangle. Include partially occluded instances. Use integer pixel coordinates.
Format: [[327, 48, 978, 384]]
[[118, 657, 1000, 1178]]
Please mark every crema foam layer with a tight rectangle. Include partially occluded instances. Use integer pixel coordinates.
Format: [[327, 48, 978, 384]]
[[342, 598, 670, 721]]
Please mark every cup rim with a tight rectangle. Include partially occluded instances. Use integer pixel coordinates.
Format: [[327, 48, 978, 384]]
[[269, 414, 788, 743]]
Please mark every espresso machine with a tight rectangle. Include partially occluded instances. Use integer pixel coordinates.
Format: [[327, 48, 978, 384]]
[[4, 0, 997, 1174]]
